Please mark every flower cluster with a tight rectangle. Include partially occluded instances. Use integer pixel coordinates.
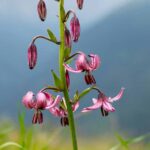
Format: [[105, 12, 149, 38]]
[[23, 0, 125, 128], [22, 89, 79, 125]]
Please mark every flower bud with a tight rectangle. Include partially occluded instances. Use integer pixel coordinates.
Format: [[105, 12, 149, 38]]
[[65, 70, 70, 89], [28, 43, 37, 69], [76, 0, 84, 9], [70, 16, 80, 42], [37, 0, 47, 21], [64, 27, 72, 49]]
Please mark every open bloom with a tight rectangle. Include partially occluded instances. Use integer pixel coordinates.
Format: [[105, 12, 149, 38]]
[[37, 0, 47, 21], [49, 98, 79, 126], [22, 91, 61, 124], [76, 0, 84, 9], [82, 88, 125, 116], [70, 15, 80, 42], [64, 52, 100, 84], [28, 43, 37, 70]]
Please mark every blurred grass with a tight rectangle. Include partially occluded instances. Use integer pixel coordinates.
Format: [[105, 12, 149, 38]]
[[0, 116, 150, 150]]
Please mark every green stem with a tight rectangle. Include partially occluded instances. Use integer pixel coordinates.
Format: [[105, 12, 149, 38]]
[[59, 0, 78, 150]]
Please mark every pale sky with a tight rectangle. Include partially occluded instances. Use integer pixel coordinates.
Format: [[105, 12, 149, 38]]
[[0, 0, 135, 29]]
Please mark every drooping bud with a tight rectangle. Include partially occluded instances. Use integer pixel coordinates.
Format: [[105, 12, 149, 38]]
[[64, 27, 72, 49], [70, 16, 80, 42], [28, 43, 37, 69], [65, 70, 70, 89], [37, 0, 47, 21], [76, 0, 84, 9]]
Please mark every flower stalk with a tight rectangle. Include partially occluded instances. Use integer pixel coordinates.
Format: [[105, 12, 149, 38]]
[[23, 0, 124, 149], [59, 0, 78, 149]]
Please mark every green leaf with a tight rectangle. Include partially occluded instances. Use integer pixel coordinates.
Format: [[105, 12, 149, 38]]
[[18, 111, 26, 147], [47, 29, 57, 43], [115, 133, 129, 149], [78, 86, 94, 100], [127, 133, 150, 144], [109, 144, 120, 150], [51, 70, 62, 89], [0, 142, 25, 150], [18, 112, 25, 134], [73, 91, 79, 101], [60, 3, 65, 21], [110, 133, 150, 150], [25, 127, 33, 148]]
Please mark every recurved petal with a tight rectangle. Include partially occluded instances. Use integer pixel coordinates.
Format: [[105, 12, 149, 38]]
[[72, 102, 79, 112], [22, 91, 35, 109], [82, 101, 102, 112], [89, 54, 100, 70], [102, 101, 115, 112], [92, 98, 98, 104], [49, 107, 60, 117], [64, 64, 82, 73], [36, 92, 47, 109], [108, 87, 125, 103], [49, 107, 65, 117], [46, 95, 61, 109]]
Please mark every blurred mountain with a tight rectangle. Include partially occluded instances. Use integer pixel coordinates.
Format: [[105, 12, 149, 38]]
[[78, 0, 150, 135], [0, 0, 150, 135]]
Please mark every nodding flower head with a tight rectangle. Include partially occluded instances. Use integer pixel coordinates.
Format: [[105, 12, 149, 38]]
[[49, 97, 79, 127], [22, 91, 61, 124], [82, 88, 125, 116], [65, 27, 72, 49], [70, 15, 80, 42], [76, 0, 84, 9], [64, 52, 100, 84], [28, 43, 37, 70], [37, 0, 47, 21]]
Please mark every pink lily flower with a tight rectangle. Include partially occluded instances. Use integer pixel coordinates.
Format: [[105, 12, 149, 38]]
[[82, 88, 125, 116], [64, 52, 100, 84], [49, 98, 79, 126], [22, 91, 61, 124]]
